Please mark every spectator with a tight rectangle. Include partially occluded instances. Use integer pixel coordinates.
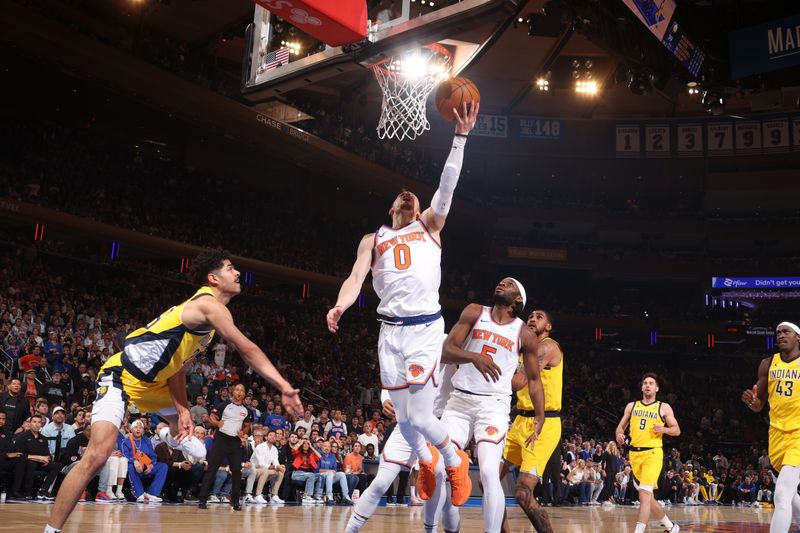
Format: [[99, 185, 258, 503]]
[[737, 475, 757, 505], [264, 405, 288, 432], [0, 378, 29, 432], [40, 406, 75, 461], [295, 409, 314, 434], [122, 418, 167, 502], [565, 459, 591, 505], [324, 409, 348, 439], [247, 429, 285, 504], [40, 372, 69, 407], [11, 414, 61, 500], [212, 340, 228, 368], [291, 438, 321, 504], [316, 439, 352, 504], [615, 465, 631, 503], [0, 410, 22, 487], [190, 396, 208, 425], [757, 448, 770, 470], [70, 409, 87, 433], [357, 422, 379, 453], [757, 473, 774, 505], [586, 459, 604, 505], [99, 427, 129, 501]]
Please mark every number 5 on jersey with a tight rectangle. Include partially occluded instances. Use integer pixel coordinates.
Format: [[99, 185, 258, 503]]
[[481, 345, 496, 360]]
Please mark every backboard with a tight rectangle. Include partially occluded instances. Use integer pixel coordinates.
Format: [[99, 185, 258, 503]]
[[241, 0, 527, 102]]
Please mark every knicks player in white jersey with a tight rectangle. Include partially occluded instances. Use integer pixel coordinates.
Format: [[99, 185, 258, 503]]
[[441, 278, 545, 533], [345, 361, 461, 533], [328, 102, 480, 505]]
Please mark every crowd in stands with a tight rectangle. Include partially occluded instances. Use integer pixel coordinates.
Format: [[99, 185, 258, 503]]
[[0, 238, 773, 509]]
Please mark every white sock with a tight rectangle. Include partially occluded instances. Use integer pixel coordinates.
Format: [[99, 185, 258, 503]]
[[345, 511, 368, 533], [773, 465, 800, 532], [634, 522, 646, 533], [44, 526, 61, 533], [438, 442, 460, 467], [410, 486, 417, 498], [661, 516, 674, 529]]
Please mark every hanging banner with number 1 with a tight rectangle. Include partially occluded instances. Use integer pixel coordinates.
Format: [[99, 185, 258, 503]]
[[615, 125, 641, 158]]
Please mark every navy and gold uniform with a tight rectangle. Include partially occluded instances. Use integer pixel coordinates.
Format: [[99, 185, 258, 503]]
[[628, 400, 664, 490], [767, 352, 800, 471], [91, 287, 215, 426], [504, 337, 562, 476]]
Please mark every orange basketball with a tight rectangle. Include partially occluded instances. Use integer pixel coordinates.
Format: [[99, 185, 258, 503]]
[[434, 77, 480, 122]]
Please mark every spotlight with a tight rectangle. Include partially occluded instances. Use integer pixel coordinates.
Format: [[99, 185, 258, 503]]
[[575, 80, 598, 95], [702, 89, 725, 116], [536, 78, 549, 91]]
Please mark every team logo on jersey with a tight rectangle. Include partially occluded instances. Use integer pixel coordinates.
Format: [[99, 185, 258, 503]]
[[409, 364, 425, 378], [486, 426, 499, 436]]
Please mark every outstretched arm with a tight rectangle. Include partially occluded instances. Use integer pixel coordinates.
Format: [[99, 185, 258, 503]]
[[194, 298, 302, 416], [420, 101, 480, 233], [327, 233, 374, 333]]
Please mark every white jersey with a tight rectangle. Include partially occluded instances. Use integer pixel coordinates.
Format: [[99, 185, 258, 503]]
[[451, 306, 524, 397], [371, 219, 441, 317]]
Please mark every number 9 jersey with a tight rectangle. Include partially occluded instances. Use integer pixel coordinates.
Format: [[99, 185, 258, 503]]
[[371, 218, 441, 317]]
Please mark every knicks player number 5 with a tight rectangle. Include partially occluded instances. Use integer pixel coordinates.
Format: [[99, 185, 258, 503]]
[[394, 244, 411, 270], [481, 345, 496, 361], [776, 380, 794, 397]]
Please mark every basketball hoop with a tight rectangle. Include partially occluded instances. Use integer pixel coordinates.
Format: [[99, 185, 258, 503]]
[[368, 44, 452, 141]]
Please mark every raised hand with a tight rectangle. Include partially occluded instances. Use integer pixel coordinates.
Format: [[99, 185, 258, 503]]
[[453, 101, 480, 136], [326, 306, 344, 333]]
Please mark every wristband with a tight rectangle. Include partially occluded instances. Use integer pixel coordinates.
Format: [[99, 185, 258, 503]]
[[454, 133, 468, 138]]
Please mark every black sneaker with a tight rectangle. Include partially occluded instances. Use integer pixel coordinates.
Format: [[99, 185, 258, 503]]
[[199, 501, 208, 509], [232, 503, 242, 511]]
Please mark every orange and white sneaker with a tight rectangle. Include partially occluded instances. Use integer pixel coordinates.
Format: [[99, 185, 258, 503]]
[[446, 449, 472, 507], [416, 445, 440, 501]]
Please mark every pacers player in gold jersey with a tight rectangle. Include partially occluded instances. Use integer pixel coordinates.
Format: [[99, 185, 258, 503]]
[[742, 321, 800, 533], [615, 373, 681, 533], [500, 309, 562, 533], [45, 249, 302, 533]]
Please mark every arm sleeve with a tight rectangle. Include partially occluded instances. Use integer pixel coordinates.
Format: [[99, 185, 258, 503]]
[[430, 136, 467, 216]]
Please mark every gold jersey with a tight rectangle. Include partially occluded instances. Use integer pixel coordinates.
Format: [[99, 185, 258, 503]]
[[516, 337, 562, 412], [100, 286, 216, 383], [768, 352, 800, 432], [629, 400, 664, 449]]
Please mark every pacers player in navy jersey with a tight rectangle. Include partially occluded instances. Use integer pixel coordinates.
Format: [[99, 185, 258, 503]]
[[742, 321, 800, 533], [46, 249, 302, 533], [327, 102, 479, 505]]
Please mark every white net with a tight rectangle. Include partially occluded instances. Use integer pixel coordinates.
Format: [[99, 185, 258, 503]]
[[370, 45, 451, 141]]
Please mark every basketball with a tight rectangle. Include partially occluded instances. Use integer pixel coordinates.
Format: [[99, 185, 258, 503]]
[[435, 77, 480, 122]]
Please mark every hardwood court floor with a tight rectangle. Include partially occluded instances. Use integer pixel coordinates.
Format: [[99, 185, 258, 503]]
[[1, 501, 776, 532]]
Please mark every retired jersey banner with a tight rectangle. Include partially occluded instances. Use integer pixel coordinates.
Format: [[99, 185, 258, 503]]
[[616, 125, 641, 158], [762, 118, 790, 153], [644, 125, 670, 157], [707, 123, 734, 156], [735, 121, 762, 155], [472, 114, 508, 138], [676, 124, 703, 157]]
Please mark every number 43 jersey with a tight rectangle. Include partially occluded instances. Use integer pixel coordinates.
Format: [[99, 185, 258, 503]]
[[371, 218, 442, 317], [451, 306, 524, 398], [768, 352, 800, 432]]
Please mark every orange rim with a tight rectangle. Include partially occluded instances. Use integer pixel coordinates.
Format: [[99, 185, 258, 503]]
[[367, 43, 452, 76]]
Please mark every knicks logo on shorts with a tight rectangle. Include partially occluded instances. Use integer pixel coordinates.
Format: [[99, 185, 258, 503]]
[[409, 364, 425, 378], [486, 426, 499, 436]]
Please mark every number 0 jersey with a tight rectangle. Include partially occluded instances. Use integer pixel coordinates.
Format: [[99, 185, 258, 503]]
[[768, 352, 800, 431], [100, 286, 216, 383], [629, 400, 664, 449], [451, 306, 524, 397], [371, 218, 442, 317]]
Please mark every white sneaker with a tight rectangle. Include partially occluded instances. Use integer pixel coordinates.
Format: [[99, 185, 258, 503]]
[[208, 495, 220, 503], [159, 427, 208, 460], [253, 495, 268, 504], [136, 494, 147, 503], [146, 493, 162, 503], [302, 496, 316, 505], [220, 495, 230, 503], [115, 487, 125, 500], [244, 494, 255, 504], [270, 494, 284, 504], [666, 525, 680, 533]]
